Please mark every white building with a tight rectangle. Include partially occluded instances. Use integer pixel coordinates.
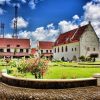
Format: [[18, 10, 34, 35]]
[[53, 22, 99, 61]]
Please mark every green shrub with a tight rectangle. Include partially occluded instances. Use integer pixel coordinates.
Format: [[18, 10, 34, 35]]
[[79, 56, 85, 61]]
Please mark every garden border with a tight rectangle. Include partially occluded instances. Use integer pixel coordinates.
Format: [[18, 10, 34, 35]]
[[1, 72, 97, 89]]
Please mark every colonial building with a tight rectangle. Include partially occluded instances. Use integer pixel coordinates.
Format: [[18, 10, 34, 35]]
[[53, 22, 99, 61], [0, 38, 30, 59], [37, 41, 54, 59]]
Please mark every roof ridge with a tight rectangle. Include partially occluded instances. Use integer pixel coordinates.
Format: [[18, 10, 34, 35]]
[[60, 24, 89, 35], [70, 27, 80, 40]]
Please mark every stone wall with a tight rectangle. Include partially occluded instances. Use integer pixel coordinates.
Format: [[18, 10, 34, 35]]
[[1, 73, 97, 89], [80, 24, 99, 57]]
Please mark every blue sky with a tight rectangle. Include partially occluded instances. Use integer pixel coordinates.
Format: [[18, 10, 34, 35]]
[[0, 0, 100, 47]]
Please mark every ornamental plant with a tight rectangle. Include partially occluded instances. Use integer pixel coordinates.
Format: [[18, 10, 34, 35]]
[[8, 57, 49, 79]]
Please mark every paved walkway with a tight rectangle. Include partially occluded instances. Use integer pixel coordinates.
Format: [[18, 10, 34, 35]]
[[0, 82, 99, 100]]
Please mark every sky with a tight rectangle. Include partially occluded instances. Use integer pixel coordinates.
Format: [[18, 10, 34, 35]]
[[0, 0, 100, 47]]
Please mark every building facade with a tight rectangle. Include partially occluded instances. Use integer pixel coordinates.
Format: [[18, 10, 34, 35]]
[[37, 41, 54, 59], [53, 23, 99, 61], [31, 48, 39, 58], [0, 38, 30, 59]]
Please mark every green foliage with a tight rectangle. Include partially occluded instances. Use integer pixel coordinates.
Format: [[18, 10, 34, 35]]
[[86, 56, 92, 62], [90, 53, 98, 62], [8, 58, 49, 79], [79, 56, 85, 61], [8, 59, 18, 67]]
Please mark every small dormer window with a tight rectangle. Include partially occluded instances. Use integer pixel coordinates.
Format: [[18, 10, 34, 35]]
[[7, 45, 10, 47], [17, 45, 20, 47]]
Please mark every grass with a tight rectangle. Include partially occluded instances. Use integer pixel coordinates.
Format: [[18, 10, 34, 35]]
[[44, 66, 100, 79], [3, 61, 100, 79], [43, 61, 100, 79]]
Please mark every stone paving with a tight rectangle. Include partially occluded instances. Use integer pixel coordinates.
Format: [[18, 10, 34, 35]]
[[0, 82, 99, 100]]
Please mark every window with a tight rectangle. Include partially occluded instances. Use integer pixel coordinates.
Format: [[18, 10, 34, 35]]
[[75, 48, 76, 51], [93, 48, 95, 51], [41, 50, 43, 53], [50, 50, 52, 53], [62, 46, 63, 52], [7, 49, 10, 52], [17, 45, 20, 47], [87, 47, 90, 51], [58, 47, 59, 52], [20, 49, 23, 53], [65, 46, 67, 52], [72, 48, 73, 51], [0, 49, 4, 52], [7, 45, 10, 47], [26, 49, 29, 53], [46, 50, 48, 53], [55, 48, 56, 53]]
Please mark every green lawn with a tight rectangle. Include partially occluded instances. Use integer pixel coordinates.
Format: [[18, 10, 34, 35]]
[[44, 61, 100, 79], [4, 61, 100, 79]]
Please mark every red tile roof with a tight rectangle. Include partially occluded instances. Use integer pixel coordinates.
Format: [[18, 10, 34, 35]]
[[31, 48, 37, 54], [54, 24, 88, 46], [38, 41, 54, 49], [0, 38, 30, 48]]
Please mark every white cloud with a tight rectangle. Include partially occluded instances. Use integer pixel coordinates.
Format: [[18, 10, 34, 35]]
[[92, 0, 100, 2], [58, 20, 78, 33], [5, 33, 12, 38], [82, 1, 100, 36], [29, 0, 36, 9], [21, 0, 26, 3], [18, 24, 59, 47], [73, 15, 79, 20], [11, 17, 28, 29]]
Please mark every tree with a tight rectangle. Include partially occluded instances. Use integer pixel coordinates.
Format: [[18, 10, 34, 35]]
[[90, 53, 98, 62]]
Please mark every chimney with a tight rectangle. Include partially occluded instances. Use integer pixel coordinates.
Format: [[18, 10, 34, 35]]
[[88, 21, 91, 25]]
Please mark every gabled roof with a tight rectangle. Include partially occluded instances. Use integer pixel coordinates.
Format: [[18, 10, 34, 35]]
[[54, 24, 88, 46], [38, 41, 54, 49], [0, 38, 30, 48]]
